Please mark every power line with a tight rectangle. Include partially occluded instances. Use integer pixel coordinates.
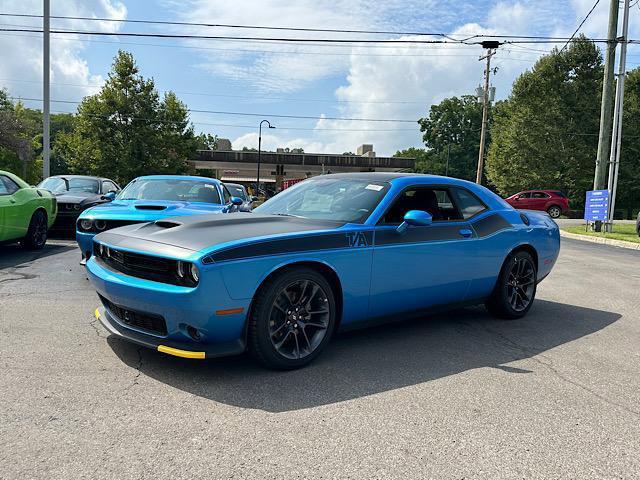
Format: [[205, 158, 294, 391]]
[[0, 27, 622, 45], [0, 13, 454, 39], [560, 0, 601, 52], [0, 78, 431, 105], [12, 97, 419, 123], [0, 13, 620, 43], [44, 109, 419, 132]]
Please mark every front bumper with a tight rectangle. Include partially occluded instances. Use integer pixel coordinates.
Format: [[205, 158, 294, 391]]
[[87, 256, 249, 359], [95, 307, 244, 359]]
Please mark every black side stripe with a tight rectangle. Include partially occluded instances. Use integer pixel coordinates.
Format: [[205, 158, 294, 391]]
[[210, 231, 374, 262], [208, 213, 511, 262], [472, 213, 511, 238]]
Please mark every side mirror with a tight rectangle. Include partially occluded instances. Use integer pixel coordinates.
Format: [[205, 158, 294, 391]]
[[397, 210, 432, 234], [230, 196, 244, 206], [251, 196, 259, 202], [102, 191, 116, 201]]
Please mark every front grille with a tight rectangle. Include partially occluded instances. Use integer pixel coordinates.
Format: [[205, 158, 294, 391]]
[[58, 202, 81, 212], [99, 295, 167, 335], [93, 242, 197, 287]]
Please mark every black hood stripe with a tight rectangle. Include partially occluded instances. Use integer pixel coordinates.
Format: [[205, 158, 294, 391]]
[[209, 213, 512, 262]]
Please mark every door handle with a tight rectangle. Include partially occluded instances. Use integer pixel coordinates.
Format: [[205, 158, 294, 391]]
[[9, 199, 16, 203], [459, 228, 473, 238]]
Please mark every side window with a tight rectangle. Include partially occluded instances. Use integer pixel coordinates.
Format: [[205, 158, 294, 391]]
[[382, 187, 462, 224], [222, 185, 231, 204], [451, 188, 487, 220], [532, 191, 549, 199], [518, 192, 531, 199], [0, 175, 20, 195], [102, 181, 118, 193]]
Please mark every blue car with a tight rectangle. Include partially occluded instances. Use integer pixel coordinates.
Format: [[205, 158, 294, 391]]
[[76, 175, 242, 263], [88, 173, 560, 369]]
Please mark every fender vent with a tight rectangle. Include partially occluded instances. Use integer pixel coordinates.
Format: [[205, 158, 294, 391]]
[[520, 213, 530, 226]]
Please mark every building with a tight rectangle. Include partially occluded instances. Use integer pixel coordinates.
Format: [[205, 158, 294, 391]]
[[192, 140, 415, 192]]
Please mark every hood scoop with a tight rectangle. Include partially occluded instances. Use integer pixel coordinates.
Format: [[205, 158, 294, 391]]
[[135, 205, 167, 211], [154, 220, 182, 229]]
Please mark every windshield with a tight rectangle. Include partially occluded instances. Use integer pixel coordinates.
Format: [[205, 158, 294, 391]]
[[225, 184, 247, 200], [117, 178, 222, 204], [255, 177, 390, 223], [39, 177, 100, 194]]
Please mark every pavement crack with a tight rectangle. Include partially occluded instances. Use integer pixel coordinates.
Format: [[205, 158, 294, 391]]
[[480, 323, 640, 418], [125, 347, 144, 391], [87, 316, 108, 339]]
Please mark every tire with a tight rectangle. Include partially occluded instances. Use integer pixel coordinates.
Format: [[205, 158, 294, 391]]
[[22, 210, 48, 250], [248, 267, 337, 370], [486, 250, 537, 320], [547, 205, 562, 218]]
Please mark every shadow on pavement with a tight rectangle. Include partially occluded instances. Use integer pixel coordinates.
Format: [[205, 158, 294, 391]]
[[108, 300, 620, 412], [0, 243, 75, 269]]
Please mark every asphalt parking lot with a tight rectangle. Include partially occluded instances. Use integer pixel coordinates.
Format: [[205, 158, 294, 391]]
[[1, 238, 639, 479]]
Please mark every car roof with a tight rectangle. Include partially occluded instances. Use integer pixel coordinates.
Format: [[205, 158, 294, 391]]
[[48, 175, 106, 180], [311, 172, 480, 187], [134, 175, 221, 183], [224, 182, 245, 188]]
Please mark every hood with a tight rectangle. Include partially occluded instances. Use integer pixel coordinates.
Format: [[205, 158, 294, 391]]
[[80, 199, 226, 222], [55, 191, 102, 204], [94, 213, 345, 257]]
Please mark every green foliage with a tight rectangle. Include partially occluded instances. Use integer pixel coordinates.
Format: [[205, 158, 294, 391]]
[[417, 95, 484, 181], [56, 51, 198, 185], [394, 147, 442, 174], [617, 69, 640, 216], [486, 37, 603, 207]]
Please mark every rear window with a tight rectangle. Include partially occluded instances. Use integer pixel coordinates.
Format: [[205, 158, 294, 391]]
[[552, 191, 567, 198]]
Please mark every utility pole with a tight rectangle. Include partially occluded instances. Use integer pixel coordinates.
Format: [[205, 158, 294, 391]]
[[593, 0, 620, 230], [476, 41, 498, 185], [606, 0, 630, 232], [43, 0, 50, 179]]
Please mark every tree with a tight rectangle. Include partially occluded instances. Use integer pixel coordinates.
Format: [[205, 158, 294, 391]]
[[56, 51, 198, 184], [394, 147, 443, 174], [486, 37, 603, 206], [418, 95, 484, 181], [616, 68, 640, 217]]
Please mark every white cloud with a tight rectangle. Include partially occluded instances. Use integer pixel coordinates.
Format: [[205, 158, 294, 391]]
[[0, 0, 126, 106]]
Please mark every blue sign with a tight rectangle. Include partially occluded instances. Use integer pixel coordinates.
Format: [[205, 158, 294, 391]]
[[584, 190, 609, 221]]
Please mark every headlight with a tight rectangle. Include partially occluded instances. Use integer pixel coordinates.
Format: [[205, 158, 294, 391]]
[[79, 219, 93, 231], [176, 261, 186, 278], [94, 220, 107, 231], [190, 263, 199, 283]]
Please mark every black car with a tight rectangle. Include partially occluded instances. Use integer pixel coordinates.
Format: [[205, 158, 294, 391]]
[[223, 182, 257, 212], [38, 175, 120, 234]]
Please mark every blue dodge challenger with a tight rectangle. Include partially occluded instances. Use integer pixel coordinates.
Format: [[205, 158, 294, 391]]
[[76, 175, 242, 263], [87, 173, 560, 369]]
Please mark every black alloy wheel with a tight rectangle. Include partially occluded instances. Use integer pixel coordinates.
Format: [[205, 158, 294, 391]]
[[22, 210, 48, 250], [249, 267, 336, 369], [486, 250, 537, 319]]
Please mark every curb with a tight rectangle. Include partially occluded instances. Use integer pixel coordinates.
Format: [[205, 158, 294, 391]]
[[560, 230, 640, 251]]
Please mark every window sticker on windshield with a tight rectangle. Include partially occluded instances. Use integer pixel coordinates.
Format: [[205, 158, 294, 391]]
[[365, 184, 384, 191]]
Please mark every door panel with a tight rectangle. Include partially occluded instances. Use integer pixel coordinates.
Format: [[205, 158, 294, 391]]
[[369, 223, 476, 318], [5, 189, 34, 240]]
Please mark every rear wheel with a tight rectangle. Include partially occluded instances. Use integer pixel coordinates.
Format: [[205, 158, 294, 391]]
[[22, 210, 48, 250], [248, 267, 336, 369], [486, 250, 537, 319], [547, 205, 562, 218]]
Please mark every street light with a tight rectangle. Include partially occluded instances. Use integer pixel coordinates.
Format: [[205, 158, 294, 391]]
[[257, 119, 275, 197]]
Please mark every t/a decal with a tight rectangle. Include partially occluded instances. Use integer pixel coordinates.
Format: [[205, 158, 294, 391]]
[[346, 232, 368, 247]]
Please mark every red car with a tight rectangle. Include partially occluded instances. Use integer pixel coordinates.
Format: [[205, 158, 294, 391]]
[[505, 190, 569, 218]]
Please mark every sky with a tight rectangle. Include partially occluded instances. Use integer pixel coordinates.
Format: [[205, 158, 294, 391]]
[[2, 0, 640, 156]]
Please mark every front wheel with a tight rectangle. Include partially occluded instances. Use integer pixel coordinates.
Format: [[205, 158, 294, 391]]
[[22, 210, 48, 250], [547, 205, 562, 218], [486, 250, 537, 319], [248, 267, 336, 369]]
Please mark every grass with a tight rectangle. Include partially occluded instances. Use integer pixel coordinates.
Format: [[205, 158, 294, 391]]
[[563, 223, 640, 244]]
